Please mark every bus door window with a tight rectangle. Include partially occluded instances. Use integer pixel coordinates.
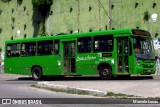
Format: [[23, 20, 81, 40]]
[[124, 39, 129, 72], [117, 39, 129, 72], [63, 43, 69, 73], [118, 57, 122, 72], [71, 42, 76, 73], [63, 41, 76, 73], [117, 40, 122, 72], [64, 44, 69, 57], [124, 56, 129, 72], [124, 42, 128, 54], [117, 42, 122, 54], [71, 42, 75, 57]]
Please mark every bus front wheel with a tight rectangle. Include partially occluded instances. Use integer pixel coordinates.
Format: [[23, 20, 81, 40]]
[[99, 67, 112, 80], [31, 67, 42, 80]]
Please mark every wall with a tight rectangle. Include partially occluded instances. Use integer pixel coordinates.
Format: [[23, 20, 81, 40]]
[[1, 0, 160, 62]]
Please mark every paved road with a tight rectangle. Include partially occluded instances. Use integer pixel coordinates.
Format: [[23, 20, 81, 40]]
[[0, 78, 98, 107], [0, 78, 147, 107], [0, 80, 96, 98], [1, 75, 160, 98], [0, 75, 160, 107], [34, 75, 160, 98]]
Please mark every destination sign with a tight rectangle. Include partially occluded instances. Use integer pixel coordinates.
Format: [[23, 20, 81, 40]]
[[102, 53, 112, 57], [132, 29, 150, 36]]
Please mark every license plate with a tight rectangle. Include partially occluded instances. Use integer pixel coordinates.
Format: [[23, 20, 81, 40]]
[[147, 70, 151, 72]]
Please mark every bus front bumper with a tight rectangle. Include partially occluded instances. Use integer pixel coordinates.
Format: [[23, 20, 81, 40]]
[[135, 66, 156, 75]]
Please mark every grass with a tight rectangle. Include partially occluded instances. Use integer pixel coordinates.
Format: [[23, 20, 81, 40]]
[[106, 92, 137, 98], [31, 85, 89, 96], [31, 85, 139, 98]]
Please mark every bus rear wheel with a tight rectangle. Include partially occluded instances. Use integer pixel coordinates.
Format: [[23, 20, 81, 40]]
[[31, 67, 42, 80], [99, 67, 112, 80]]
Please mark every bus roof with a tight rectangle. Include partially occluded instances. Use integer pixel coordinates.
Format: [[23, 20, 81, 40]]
[[5, 28, 150, 44]]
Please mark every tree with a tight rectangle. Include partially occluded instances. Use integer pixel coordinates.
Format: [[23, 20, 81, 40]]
[[32, 0, 53, 36], [32, 0, 53, 16]]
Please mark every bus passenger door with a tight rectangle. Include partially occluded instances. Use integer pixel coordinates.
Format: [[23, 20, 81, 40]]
[[117, 38, 129, 73], [63, 41, 76, 74]]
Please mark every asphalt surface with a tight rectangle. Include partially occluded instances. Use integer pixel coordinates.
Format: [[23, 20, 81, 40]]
[[0, 74, 160, 106], [0, 74, 160, 98], [34, 75, 160, 98]]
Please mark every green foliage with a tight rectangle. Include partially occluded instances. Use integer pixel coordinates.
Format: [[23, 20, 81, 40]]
[[143, 10, 150, 22], [0, 9, 2, 15], [12, 17, 15, 23], [39, 20, 46, 36], [0, 28, 2, 34], [32, 0, 53, 8], [32, 0, 53, 16], [39, 19, 49, 36], [17, 0, 23, 5], [32, 0, 53, 36], [2, 0, 12, 3]]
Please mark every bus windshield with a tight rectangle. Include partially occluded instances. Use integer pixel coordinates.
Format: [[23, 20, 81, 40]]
[[133, 36, 155, 60]]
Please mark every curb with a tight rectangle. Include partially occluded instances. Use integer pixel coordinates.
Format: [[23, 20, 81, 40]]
[[152, 75, 160, 79], [36, 82, 107, 97]]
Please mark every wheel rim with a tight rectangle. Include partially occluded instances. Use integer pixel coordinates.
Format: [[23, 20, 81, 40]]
[[102, 69, 109, 77], [33, 70, 39, 78]]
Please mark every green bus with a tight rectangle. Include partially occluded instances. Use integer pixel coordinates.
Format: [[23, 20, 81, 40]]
[[4, 28, 156, 80]]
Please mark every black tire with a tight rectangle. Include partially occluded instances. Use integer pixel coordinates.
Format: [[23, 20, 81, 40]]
[[31, 67, 42, 80], [99, 67, 112, 80]]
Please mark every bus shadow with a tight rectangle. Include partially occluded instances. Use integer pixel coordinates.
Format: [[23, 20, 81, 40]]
[[6, 77, 33, 81], [6, 76, 154, 81], [43, 76, 153, 81]]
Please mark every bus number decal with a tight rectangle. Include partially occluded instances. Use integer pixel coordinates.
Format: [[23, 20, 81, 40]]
[[99, 58, 114, 64], [76, 55, 96, 62]]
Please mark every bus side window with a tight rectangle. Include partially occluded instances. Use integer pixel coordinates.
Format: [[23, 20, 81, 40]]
[[93, 35, 113, 52], [21, 51, 26, 56], [78, 37, 91, 53], [6, 45, 11, 57], [23, 42, 36, 56], [7, 50, 11, 57], [53, 40, 59, 54], [21, 44, 26, 56], [37, 40, 53, 56], [6, 44, 20, 57]]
